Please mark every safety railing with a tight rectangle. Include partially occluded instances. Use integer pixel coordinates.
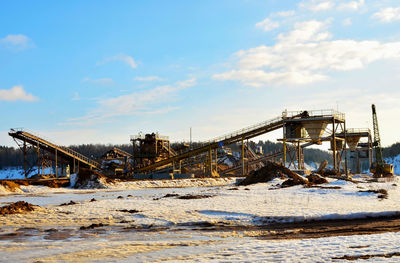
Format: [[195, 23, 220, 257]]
[[282, 109, 345, 121], [10, 128, 100, 168], [346, 128, 371, 134], [206, 116, 283, 145]]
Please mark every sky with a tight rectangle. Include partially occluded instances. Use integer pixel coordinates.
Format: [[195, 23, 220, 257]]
[[1, 0, 400, 147]]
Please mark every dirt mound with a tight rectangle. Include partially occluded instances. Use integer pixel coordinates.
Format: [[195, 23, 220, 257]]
[[0, 201, 38, 216], [74, 168, 115, 189], [177, 194, 214, 200], [0, 181, 21, 192], [238, 162, 309, 186], [306, 173, 328, 184]]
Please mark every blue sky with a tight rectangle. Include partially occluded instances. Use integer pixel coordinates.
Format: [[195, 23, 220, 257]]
[[1, 0, 400, 147]]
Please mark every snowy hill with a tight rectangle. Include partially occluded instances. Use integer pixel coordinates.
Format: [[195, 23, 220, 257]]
[[386, 154, 400, 175]]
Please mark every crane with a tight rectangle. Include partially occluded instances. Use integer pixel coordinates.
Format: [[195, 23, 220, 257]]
[[370, 104, 393, 177]]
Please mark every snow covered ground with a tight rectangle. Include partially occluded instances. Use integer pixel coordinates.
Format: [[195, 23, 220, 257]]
[[0, 173, 400, 261]]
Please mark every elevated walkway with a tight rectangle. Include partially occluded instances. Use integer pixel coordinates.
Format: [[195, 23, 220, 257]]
[[9, 129, 100, 171], [137, 115, 285, 172]]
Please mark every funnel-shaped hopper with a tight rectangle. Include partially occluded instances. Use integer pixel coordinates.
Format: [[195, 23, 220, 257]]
[[303, 121, 328, 142], [346, 136, 360, 151]]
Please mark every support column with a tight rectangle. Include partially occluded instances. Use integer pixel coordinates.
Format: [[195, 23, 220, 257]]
[[368, 134, 373, 168], [208, 147, 212, 175], [214, 148, 218, 173], [23, 140, 27, 179], [37, 142, 40, 176], [55, 149, 58, 178], [73, 158, 76, 174], [283, 123, 287, 167], [297, 142, 301, 170], [332, 118, 337, 171], [344, 122, 348, 176], [241, 138, 245, 176]]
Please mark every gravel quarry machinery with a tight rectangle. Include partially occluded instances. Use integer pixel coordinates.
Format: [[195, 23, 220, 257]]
[[370, 104, 393, 177]]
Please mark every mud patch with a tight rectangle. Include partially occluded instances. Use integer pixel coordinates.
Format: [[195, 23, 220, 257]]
[[332, 252, 400, 260], [358, 189, 388, 199], [80, 223, 108, 230], [118, 209, 140, 214], [44, 230, 75, 240], [177, 194, 214, 200], [60, 200, 77, 206], [0, 201, 38, 216]]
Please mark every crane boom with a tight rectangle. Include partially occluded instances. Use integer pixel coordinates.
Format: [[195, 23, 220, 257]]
[[370, 104, 393, 176], [371, 104, 383, 164]]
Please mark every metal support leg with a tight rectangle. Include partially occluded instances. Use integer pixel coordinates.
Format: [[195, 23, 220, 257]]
[[344, 121, 348, 176], [332, 118, 337, 171], [37, 142, 40, 176], [55, 149, 58, 178], [23, 140, 27, 179], [241, 138, 245, 176], [214, 148, 218, 173]]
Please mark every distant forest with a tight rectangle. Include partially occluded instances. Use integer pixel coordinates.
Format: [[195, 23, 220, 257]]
[[1, 141, 399, 169]]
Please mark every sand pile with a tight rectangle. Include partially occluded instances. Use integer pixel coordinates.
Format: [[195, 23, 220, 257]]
[[74, 168, 115, 189], [0, 201, 38, 216], [0, 181, 22, 192]]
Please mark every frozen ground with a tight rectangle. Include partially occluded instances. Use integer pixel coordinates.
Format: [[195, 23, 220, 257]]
[[1, 175, 400, 262]]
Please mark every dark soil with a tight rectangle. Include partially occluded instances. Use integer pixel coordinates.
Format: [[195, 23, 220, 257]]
[[239, 162, 309, 187], [332, 252, 400, 261], [59, 200, 77, 206], [359, 189, 388, 199], [306, 173, 328, 184], [79, 223, 108, 230], [177, 194, 214, 200], [118, 209, 140, 213], [164, 193, 180, 198], [0, 201, 38, 216]]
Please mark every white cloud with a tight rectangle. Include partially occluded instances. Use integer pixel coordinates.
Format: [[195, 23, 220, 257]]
[[255, 18, 280, 31], [134, 76, 164, 82], [273, 10, 295, 17], [0, 85, 38, 102], [66, 79, 196, 125], [97, 54, 137, 69], [213, 19, 400, 86], [277, 20, 332, 43], [337, 0, 365, 11], [342, 18, 352, 26], [372, 7, 400, 23], [299, 0, 335, 12], [82, 77, 114, 85], [0, 34, 34, 50]]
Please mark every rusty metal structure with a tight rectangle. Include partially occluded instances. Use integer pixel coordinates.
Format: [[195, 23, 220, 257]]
[[338, 128, 373, 173], [280, 109, 347, 173], [8, 128, 100, 179], [131, 132, 176, 170], [11, 108, 378, 179], [101, 147, 133, 176]]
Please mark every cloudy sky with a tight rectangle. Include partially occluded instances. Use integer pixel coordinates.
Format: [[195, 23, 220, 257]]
[[1, 0, 400, 147]]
